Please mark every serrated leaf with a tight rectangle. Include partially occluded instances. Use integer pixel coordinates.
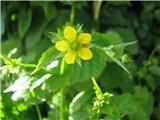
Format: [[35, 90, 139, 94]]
[[111, 28, 138, 55], [92, 31, 124, 58], [18, 8, 32, 38], [32, 47, 57, 74]]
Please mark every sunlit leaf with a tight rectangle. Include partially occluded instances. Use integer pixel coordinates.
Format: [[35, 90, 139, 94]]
[[31, 74, 51, 90], [4, 76, 30, 93], [32, 47, 57, 74]]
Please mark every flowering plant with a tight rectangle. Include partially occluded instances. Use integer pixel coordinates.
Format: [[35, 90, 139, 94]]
[[55, 26, 92, 64]]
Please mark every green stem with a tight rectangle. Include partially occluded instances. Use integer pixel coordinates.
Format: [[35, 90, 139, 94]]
[[19, 63, 52, 74], [19, 63, 37, 68], [60, 89, 64, 120], [92, 0, 102, 32], [91, 77, 102, 94], [35, 104, 42, 120], [31, 90, 42, 120], [60, 59, 65, 120], [60, 58, 65, 75], [70, 2, 75, 25], [148, 48, 156, 60], [93, 0, 102, 21]]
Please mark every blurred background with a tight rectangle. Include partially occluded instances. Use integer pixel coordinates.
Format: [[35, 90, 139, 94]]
[[1, 1, 160, 120]]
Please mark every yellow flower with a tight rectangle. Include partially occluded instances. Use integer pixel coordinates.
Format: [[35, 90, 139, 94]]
[[78, 33, 91, 44], [64, 26, 77, 42], [55, 25, 93, 64], [64, 51, 76, 64], [55, 40, 69, 52], [78, 48, 92, 60]]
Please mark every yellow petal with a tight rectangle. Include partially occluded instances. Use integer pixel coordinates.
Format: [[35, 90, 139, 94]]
[[64, 26, 77, 42], [78, 33, 91, 44], [78, 48, 92, 60], [55, 40, 69, 52], [64, 51, 76, 64]]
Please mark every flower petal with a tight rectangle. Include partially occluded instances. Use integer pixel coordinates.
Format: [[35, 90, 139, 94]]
[[55, 40, 69, 52], [78, 48, 92, 60], [64, 51, 76, 64], [64, 26, 77, 42], [78, 33, 91, 44]]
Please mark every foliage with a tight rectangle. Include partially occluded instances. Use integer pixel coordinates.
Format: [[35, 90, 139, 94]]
[[1, 1, 160, 120]]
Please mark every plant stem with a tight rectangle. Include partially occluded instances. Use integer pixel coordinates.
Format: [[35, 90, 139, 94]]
[[60, 59, 65, 120], [60, 89, 64, 120], [91, 77, 102, 94], [35, 103, 42, 120], [70, 2, 75, 25], [31, 90, 42, 120], [19, 63, 37, 68], [93, 0, 102, 21], [60, 58, 65, 75]]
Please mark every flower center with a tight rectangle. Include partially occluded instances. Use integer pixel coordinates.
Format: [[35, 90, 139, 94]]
[[70, 41, 80, 51]]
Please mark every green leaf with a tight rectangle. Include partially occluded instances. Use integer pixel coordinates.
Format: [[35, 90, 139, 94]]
[[30, 1, 56, 21], [105, 50, 130, 74], [46, 48, 107, 91], [98, 62, 133, 92], [149, 66, 160, 76], [4, 76, 30, 93], [154, 103, 160, 120], [92, 31, 124, 58], [69, 48, 107, 85], [101, 7, 131, 27], [131, 87, 153, 119], [1, 35, 19, 54], [17, 103, 28, 112], [69, 91, 92, 114], [48, 109, 59, 120], [102, 87, 153, 120], [32, 47, 57, 74], [25, 14, 47, 48], [18, 8, 32, 38], [69, 112, 88, 120], [111, 28, 138, 55], [31, 74, 51, 90], [154, 9, 160, 21], [43, 3, 57, 21]]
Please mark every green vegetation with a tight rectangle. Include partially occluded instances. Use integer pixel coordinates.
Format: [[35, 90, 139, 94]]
[[1, 1, 160, 120]]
